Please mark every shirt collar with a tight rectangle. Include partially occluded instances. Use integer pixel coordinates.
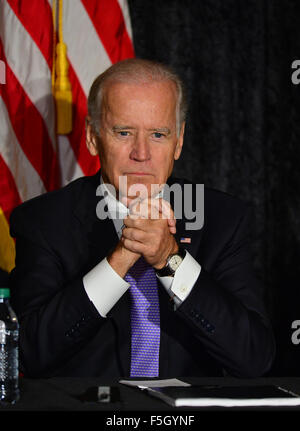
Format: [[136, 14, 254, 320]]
[[100, 176, 128, 219]]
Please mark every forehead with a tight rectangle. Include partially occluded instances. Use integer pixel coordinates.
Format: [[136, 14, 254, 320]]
[[102, 80, 178, 122]]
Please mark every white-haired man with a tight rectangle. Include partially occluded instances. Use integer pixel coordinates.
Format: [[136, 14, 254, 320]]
[[10, 59, 275, 379]]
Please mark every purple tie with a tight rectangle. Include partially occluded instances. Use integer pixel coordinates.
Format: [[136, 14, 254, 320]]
[[125, 257, 160, 377]]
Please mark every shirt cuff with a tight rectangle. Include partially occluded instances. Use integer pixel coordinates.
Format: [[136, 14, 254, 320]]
[[83, 258, 130, 317], [156, 250, 201, 304]]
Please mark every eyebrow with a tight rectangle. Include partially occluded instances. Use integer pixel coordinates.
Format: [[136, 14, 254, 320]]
[[111, 125, 171, 135], [112, 125, 136, 131]]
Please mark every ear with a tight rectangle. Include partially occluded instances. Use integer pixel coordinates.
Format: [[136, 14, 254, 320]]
[[86, 116, 99, 156], [174, 122, 185, 160]]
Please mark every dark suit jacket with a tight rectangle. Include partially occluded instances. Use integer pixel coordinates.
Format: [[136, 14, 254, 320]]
[[9, 171, 275, 378]]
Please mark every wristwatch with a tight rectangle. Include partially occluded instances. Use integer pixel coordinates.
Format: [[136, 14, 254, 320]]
[[155, 247, 186, 277]]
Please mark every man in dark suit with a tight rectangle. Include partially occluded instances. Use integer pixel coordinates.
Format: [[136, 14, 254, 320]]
[[9, 59, 275, 379]]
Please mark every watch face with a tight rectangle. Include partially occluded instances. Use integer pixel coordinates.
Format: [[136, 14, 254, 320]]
[[168, 254, 183, 271]]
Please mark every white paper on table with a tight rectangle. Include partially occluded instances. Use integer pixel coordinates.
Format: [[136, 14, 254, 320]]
[[119, 378, 191, 389]]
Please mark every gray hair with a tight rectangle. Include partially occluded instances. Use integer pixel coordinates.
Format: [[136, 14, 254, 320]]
[[87, 58, 187, 137]]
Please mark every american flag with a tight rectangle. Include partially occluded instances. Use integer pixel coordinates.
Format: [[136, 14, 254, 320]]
[[180, 237, 191, 244], [0, 0, 135, 272]]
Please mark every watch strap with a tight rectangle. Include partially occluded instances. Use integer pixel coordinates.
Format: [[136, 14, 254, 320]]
[[155, 247, 186, 277]]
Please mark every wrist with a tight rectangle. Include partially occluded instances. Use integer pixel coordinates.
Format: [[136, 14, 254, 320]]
[[107, 243, 140, 278], [153, 240, 179, 270], [155, 245, 186, 277]]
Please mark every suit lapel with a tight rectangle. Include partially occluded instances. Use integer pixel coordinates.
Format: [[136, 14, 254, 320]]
[[167, 176, 204, 260], [73, 171, 131, 376], [73, 171, 118, 257]]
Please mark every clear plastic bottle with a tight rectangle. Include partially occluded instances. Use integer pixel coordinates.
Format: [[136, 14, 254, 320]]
[[0, 288, 20, 404]]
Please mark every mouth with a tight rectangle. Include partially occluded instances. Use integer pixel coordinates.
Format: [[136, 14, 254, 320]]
[[124, 172, 153, 176]]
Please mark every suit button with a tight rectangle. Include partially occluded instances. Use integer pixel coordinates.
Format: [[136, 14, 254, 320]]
[[206, 324, 215, 333], [190, 309, 196, 317]]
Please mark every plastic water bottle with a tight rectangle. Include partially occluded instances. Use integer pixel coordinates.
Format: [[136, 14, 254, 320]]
[[0, 288, 20, 404]]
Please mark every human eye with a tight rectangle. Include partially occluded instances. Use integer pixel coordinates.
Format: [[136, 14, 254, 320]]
[[113, 129, 132, 139], [112, 126, 133, 138], [150, 128, 170, 140], [152, 131, 167, 140]]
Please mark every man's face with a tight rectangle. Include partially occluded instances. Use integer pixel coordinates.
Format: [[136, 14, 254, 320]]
[[87, 80, 184, 202]]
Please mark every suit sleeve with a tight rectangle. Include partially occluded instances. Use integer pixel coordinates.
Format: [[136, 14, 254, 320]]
[[175, 207, 276, 377], [9, 208, 105, 378]]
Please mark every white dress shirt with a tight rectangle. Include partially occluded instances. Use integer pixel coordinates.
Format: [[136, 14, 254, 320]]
[[83, 178, 201, 317]]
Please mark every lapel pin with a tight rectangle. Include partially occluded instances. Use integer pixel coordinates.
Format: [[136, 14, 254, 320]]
[[180, 237, 191, 244]]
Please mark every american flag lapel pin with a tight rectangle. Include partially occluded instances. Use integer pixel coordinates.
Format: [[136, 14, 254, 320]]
[[180, 237, 191, 244]]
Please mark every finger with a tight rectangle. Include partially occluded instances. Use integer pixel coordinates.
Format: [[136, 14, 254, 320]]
[[168, 225, 176, 234], [122, 227, 145, 242], [128, 212, 143, 220], [160, 199, 174, 220], [123, 216, 148, 230], [122, 237, 145, 254], [128, 196, 143, 213], [129, 199, 151, 218], [129, 198, 174, 220], [121, 196, 143, 214], [146, 198, 170, 219], [161, 201, 176, 233], [123, 216, 136, 227], [168, 218, 176, 226]]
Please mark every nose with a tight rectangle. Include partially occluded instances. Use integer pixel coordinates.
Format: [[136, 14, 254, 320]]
[[129, 132, 151, 162]]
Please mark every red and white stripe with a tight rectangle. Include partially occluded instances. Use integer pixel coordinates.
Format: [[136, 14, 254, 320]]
[[0, 0, 134, 229]]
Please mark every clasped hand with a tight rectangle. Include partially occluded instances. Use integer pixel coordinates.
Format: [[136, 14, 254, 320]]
[[121, 197, 178, 269]]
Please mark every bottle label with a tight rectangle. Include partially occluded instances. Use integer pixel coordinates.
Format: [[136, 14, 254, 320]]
[[0, 321, 5, 344], [0, 323, 19, 381]]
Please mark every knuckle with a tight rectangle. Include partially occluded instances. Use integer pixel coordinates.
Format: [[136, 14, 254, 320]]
[[123, 238, 130, 248], [124, 217, 131, 226], [131, 229, 139, 241]]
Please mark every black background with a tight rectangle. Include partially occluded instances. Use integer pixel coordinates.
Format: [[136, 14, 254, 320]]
[[128, 0, 300, 376]]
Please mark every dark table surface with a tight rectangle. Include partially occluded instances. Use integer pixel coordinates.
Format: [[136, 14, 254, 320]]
[[2, 376, 300, 412]]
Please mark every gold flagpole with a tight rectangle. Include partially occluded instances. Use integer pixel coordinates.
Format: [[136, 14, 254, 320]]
[[52, 0, 72, 134]]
